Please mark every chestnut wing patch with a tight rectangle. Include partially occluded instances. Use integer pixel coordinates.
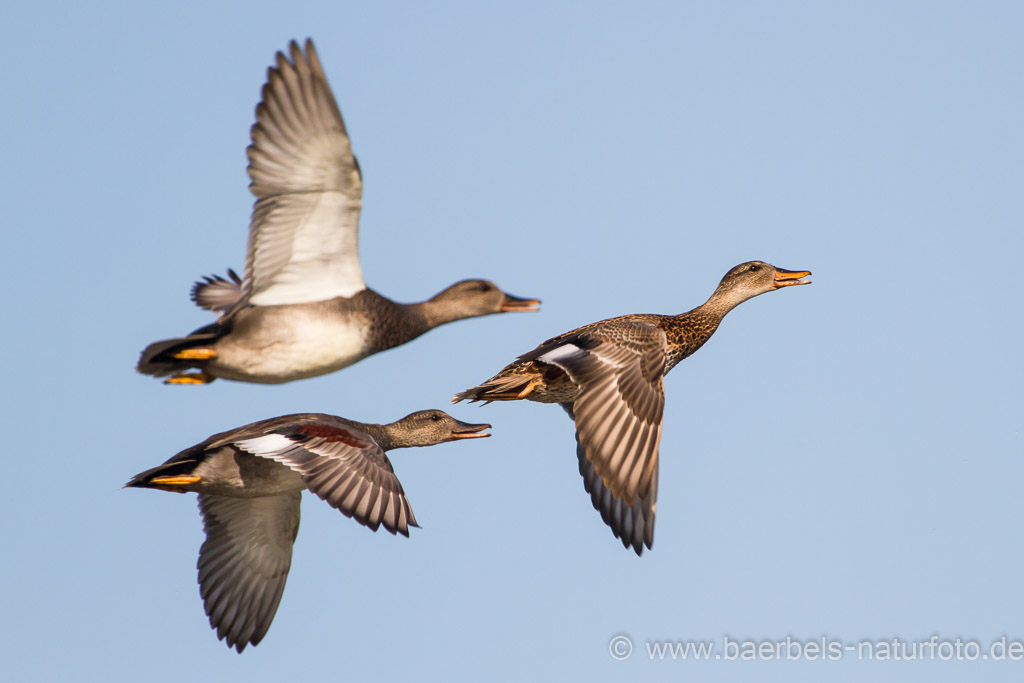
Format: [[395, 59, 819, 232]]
[[234, 422, 416, 536]]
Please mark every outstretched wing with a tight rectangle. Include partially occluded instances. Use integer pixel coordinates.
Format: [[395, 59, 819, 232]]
[[197, 491, 300, 653], [242, 39, 365, 307], [233, 418, 417, 535], [542, 321, 666, 554]]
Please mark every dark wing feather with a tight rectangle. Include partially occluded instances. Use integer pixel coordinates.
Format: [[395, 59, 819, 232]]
[[197, 491, 300, 653], [578, 437, 658, 555], [233, 419, 416, 536], [543, 322, 665, 553], [562, 402, 659, 555]]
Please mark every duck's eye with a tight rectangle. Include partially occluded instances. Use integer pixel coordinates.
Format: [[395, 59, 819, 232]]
[[478, 283, 492, 293], [748, 264, 760, 272], [430, 414, 442, 422]]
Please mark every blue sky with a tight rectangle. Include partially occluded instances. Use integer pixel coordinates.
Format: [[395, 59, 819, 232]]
[[3, 2, 1022, 681]]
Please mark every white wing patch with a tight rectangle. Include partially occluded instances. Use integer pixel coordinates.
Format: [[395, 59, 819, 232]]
[[539, 343, 585, 366], [247, 192, 365, 306], [234, 434, 296, 458]]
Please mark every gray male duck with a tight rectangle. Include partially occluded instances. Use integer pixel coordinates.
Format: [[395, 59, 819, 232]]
[[138, 39, 538, 385], [127, 409, 490, 652], [455, 261, 810, 555]]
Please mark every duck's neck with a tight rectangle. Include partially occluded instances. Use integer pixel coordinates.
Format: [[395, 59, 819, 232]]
[[354, 290, 434, 351], [660, 288, 746, 371], [705, 280, 766, 316], [368, 421, 433, 451], [364, 292, 481, 352], [358, 422, 402, 451], [410, 298, 473, 329]]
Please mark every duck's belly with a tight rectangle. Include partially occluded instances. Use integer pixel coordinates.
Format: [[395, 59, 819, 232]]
[[193, 448, 307, 496], [529, 374, 581, 403], [211, 313, 371, 384]]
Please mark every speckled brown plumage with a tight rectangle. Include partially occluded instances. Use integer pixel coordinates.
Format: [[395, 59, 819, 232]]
[[454, 309, 723, 405], [453, 260, 812, 556]]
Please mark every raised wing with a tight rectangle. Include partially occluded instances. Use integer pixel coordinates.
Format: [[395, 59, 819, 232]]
[[234, 419, 417, 535], [243, 39, 365, 307], [542, 321, 666, 554], [197, 491, 300, 653]]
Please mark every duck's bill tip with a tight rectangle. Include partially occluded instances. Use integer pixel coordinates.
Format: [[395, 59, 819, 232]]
[[773, 269, 812, 288], [451, 422, 491, 439], [500, 294, 541, 312]]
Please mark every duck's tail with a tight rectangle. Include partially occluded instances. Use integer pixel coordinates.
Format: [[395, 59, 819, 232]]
[[452, 369, 540, 404], [137, 324, 222, 383], [124, 454, 203, 493], [191, 269, 243, 317]]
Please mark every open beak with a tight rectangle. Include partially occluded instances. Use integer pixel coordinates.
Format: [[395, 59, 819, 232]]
[[500, 294, 541, 312], [450, 420, 492, 439], [773, 268, 812, 289]]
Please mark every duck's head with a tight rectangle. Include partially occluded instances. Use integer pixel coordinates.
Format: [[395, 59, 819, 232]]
[[710, 261, 811, 310], [385, 409, 491, 448], [428, 279, 540, 322]]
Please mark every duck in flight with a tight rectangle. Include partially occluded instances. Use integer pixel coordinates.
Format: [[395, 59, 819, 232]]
[[138, 39, 538, 385], [454, 261, 810, 555], [126, 409, 490, 652]]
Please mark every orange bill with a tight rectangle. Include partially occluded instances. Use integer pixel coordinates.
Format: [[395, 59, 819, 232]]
[[773, 268, 812, 288], [500, 294, 541, 312]]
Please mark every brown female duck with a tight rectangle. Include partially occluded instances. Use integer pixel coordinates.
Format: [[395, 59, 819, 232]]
[[126, 409, 490, 652], [137, 40, 538, 385], [454, 261, 810, 555]]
